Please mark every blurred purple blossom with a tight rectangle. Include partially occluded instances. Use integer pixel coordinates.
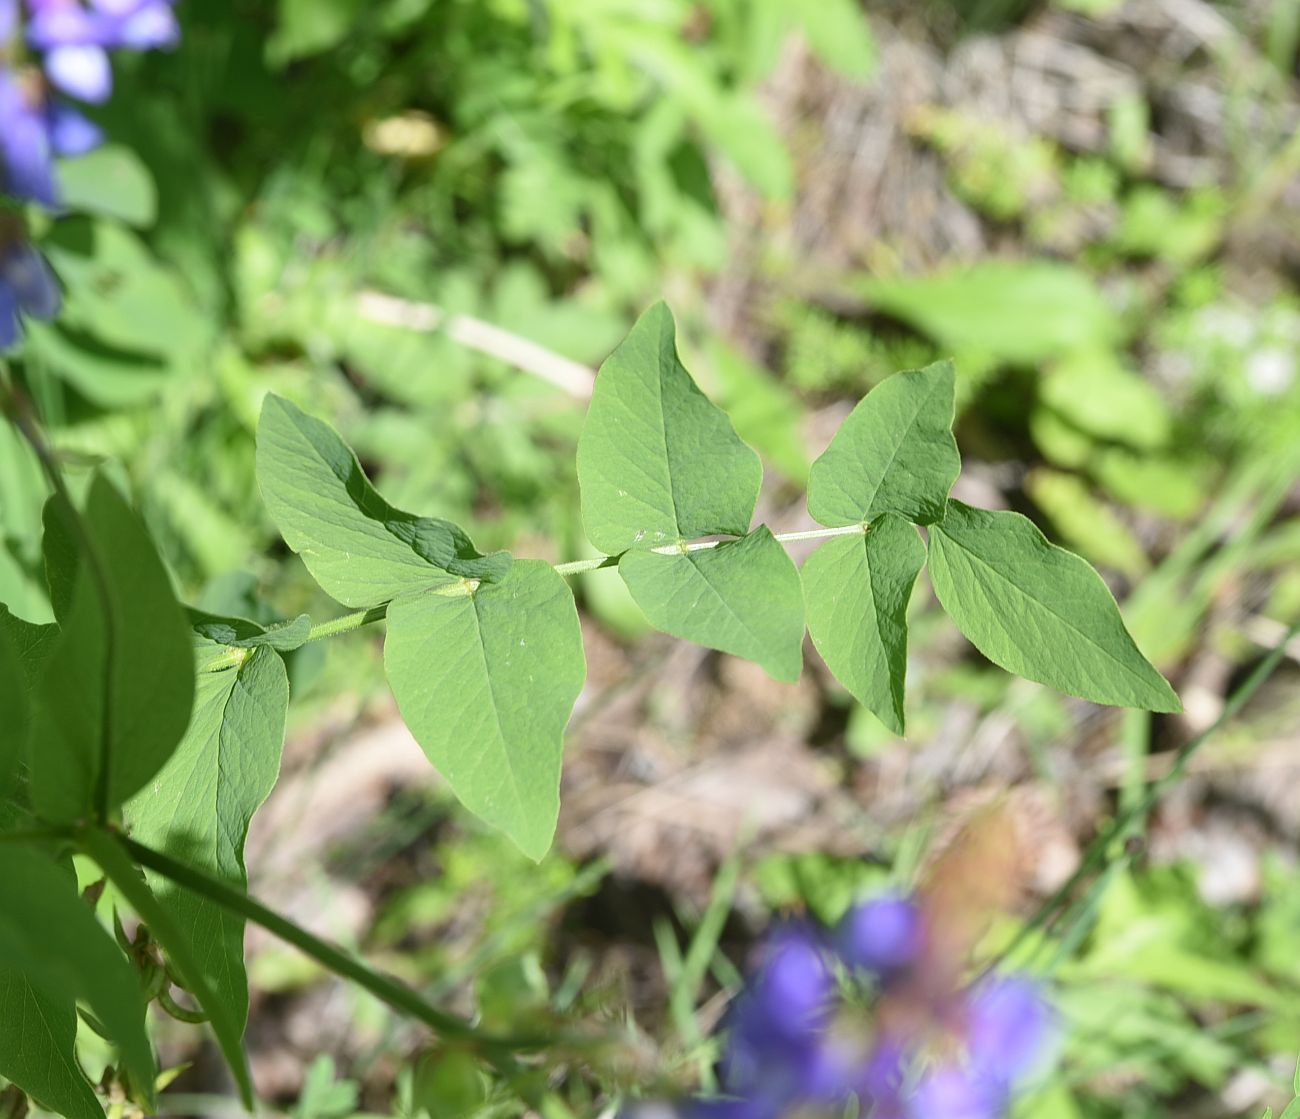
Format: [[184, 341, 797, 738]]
[[0, 222, 61, 348], [654, 894, 1055, 1119]]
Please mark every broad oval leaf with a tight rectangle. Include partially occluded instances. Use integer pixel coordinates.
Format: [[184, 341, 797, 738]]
[[928, 501, 1180, 712], [808, 360, 959, 528], [619, 526, 804, 683], [803, 516, 925, 734], [31, 476, 195, 822], [576, 302, 762, 554], [125, 644, 289, 1042], [0, 845, 155, 1102], [257, 393, 509, 608], [384, 561, 586, 860]]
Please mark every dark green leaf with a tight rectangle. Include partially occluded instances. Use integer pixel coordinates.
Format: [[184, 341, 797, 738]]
[[0, 845, 155, 1102], [808, 360, 959, 528], [928, 501, 1180, 711], [80, 829, 254, 1108], [384, 562, 586, 860], [30, 476, 195, 822], [619, 527, 804, 682], [257, 394, 510, 608], [576, 303, 762, 554], [187, 609, 312, 651], [803, 516, 925, 734], [125, 644, 288, 1043]]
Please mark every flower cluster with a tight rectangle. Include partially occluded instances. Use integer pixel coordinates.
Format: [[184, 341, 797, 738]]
[[680, 894, 1054, 1119], [0, 0, 177, 344]]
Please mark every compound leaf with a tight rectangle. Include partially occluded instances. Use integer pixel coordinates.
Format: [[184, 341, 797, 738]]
[[577, 303, 762, 554], [384, 561, 586, 861], [808, 360, 959, 528], [257, 394, 509, 608], [619, 526, 804, 683], [928, 501, 1180, 712], [80, 829, 254, 1109], [0, 845, 155, 1104], [31, 477, 195, 823], [803, 515, 925, 734], [125, 644, 288, 1044]]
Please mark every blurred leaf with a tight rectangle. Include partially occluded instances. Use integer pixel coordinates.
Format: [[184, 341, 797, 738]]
[[706, 341, 809, 484], [1026, 468, 1148, 577], [860, 261, 1123, 365], [57, 145, 157, 227], [794, 0, 877, 79], [1041, 349, 1172, 449]]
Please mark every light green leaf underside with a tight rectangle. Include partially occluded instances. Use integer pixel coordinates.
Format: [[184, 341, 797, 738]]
[[928, 501, 1180, 712], [576, 302, 762, 554], [802, 516, 925, 734], [619, 526, 804, 683], [256, 393, 509, 608], [81, 830, 254, 1109], [31, 476, 195, 823], [125, 644, 289, 1038], [384, 561, 586, 861], [0, 856, 102, 1119], [808, 360, 959, 528], [0, 846, 155, 1100]]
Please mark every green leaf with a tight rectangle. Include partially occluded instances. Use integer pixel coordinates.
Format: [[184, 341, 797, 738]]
[[859, 262, 1123, 365], [0, 854, 102, 1119], [0, 622, 32, 795], [619, 527, 804, 683], [125, 644, 288, 1044], [57, 145, 158, 227], [384, 562, 586, 860], [257, 394, 509, 608], [807, 360, 959, 527], [80, 829, 254, 1109], [803, 516, 925, 734], [576, 303, 762, 554], [0, 968, 102, 1119], [927, 501, 1180, 712], [0, 845, 155, 1102], [31, 477, 195, 823], [793, 0, 877, 80], [187, 610, 312, 651]]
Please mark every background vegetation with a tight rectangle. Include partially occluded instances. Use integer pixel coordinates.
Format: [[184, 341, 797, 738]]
[[4, 0, 1300, 1115]]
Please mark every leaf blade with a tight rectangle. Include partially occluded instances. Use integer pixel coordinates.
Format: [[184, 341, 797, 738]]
[[808, 360, 960, 528], [256, 394, 508, 607], [928, 501, 1180, 712], [0, 845, 156, 1101], [384, 562, 586, 860], [125, 644, 289, 1040], [31, 476, 195, 822], [576, 303, 762, 554], [803, 516, 925, 733], [619, 526, 805, 683]]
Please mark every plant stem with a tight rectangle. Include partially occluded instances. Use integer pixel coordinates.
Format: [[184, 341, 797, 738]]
[[115, 834, 557, 1062], [307, 524, 867, 639], [995, 617, 1300, 972]]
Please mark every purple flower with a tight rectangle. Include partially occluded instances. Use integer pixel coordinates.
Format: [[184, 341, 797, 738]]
[[836, 894, 925, 978], [1, 0, 18, 40], [908, 1064, 1006, 1119], [0, 70, 103, 205], [964, 976, 1055, 1083], [0, 226, 61, 349]]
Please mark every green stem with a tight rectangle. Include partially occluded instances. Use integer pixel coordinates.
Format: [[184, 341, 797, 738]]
[[995, 617, 1300, 972], [309, 524, 867, 639], [115, 834, 557, 1062]]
